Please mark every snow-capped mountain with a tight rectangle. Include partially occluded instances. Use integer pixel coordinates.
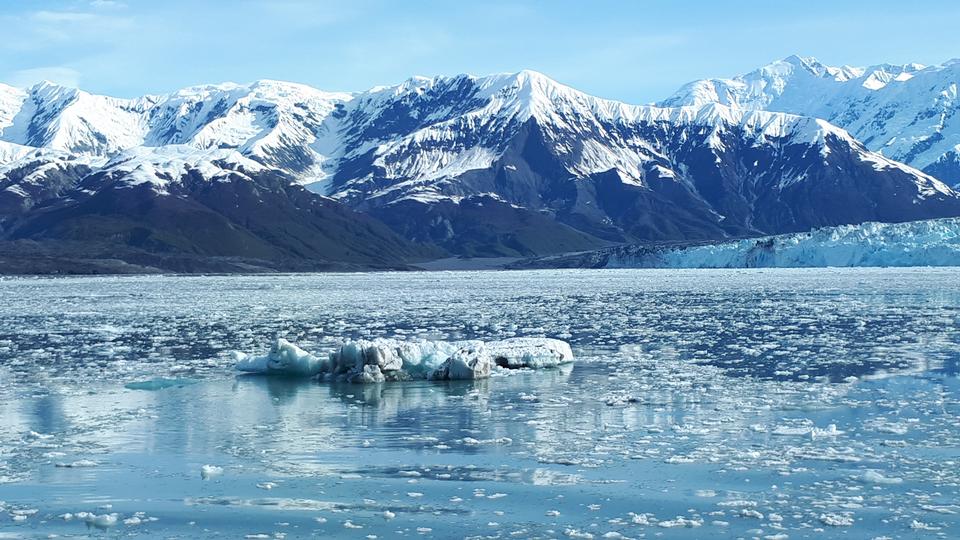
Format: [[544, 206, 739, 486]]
[[0, 79, 350, 172], [2, 69, 960, 268], [316, 70, 959, 251], [0, 81, 433, 272], [660, 55, 960, 187]]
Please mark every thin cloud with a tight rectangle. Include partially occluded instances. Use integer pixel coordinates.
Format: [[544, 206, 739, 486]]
[[90, 0, 128, 8], [6, 66, 82, 89]]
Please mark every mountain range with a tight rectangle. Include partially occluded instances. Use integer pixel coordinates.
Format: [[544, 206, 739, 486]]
[[661, 55, 960, 188], [1, 57, 959, 272]]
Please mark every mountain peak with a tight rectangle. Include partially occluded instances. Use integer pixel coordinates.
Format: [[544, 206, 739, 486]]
[[782, 54, 818, 68], [28, 80, 81, 102]]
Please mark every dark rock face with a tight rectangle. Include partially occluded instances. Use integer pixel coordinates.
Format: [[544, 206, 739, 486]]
[[0, 166, 439, 273], [924, 151, 960, 190], [338, 104, 960, 252]]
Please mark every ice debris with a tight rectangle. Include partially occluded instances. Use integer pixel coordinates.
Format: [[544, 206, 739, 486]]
[[200, 464, 224, 480], [233, 337, 573, 382]]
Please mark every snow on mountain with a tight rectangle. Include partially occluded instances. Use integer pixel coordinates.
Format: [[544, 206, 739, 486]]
[[317, 69, 960, 251], [0, 83, 26, 134], [324, 70, 922, 199], [1, 70, 960, 260], [96, 145, 270, 194], [0, 80, 351, 179], [660, 55, 960, 186], [600, 218, 960, 268], [142, 80, 351, 177], [0, 81, 154, 156]]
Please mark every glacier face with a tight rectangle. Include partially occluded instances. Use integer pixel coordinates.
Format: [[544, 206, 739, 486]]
[[660, 55, 960, 187], [601, 218, 960, 268]]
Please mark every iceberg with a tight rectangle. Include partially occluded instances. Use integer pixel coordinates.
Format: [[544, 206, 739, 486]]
[[429, 346, 493, 381], [233, 337, 574, 382], [233, 338, 327, 377]]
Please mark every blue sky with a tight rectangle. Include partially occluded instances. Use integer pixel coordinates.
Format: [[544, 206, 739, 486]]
[[2, 0, 958, 103]]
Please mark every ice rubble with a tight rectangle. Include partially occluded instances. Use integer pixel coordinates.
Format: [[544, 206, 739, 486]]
[[233, 337, 574, 382]]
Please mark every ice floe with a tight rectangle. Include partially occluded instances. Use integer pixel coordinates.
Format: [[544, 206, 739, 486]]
[[233, 337, 574, 382]]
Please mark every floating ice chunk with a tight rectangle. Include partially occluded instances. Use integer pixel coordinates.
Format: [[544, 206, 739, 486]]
[[84, 513, 118, 528], [911, 519, 943, 530], [55, 459, 98, 468], [486, 338, 574, 369], [860, 470, 903, 485], [658, 516, 703, 528], [200, 464, 224, 480], [10, 509, 37, 520], [234, 339, 325, 376], [811, 424, 844, 438], [329, 338, 483, 381], [430, 346, 493, 380], [233, 336, 574, 382], [819, 513, 854, 527]]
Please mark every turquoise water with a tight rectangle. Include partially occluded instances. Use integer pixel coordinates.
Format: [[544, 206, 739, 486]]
[[0, 269, 958, 538]]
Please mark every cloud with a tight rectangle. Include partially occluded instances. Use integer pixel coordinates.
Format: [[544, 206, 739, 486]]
[[241, 0, 365, 28], [90, 0, 128, 8], [0, 7, 136, 52], [6, 66, 82, 89], [32, 10, 101, 23]]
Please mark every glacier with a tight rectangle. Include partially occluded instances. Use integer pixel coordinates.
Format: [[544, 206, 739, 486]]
[[233, 337, 574, 382], [603, 218, 960, 268]]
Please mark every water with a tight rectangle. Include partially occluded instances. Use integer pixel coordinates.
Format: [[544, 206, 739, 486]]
[[0, 268, 958, 538]]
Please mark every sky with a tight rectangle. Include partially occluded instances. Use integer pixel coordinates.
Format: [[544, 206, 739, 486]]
[[1, 0, 959, 104]]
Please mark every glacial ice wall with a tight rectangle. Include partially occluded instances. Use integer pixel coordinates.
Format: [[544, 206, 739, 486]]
[[606, 218, 960, 268]]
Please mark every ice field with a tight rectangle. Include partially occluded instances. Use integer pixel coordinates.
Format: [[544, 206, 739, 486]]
[[0, 269, 958, 538]]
